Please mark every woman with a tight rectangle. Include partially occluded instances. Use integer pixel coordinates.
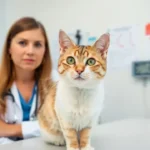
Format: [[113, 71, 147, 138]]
[[0, 17, 58, 144]]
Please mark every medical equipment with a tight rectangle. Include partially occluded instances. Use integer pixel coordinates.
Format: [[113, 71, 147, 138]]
[[132, 60, 150, 78]]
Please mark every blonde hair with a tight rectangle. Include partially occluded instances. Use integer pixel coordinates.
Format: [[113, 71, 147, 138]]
[[0, 17, 52, 114]]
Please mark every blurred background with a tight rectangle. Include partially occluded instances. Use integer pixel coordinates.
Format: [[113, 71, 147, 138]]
[[1, 0, 150, 123]]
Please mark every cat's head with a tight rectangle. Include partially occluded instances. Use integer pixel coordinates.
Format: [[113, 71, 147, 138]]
[[58, 30, 110, 88]]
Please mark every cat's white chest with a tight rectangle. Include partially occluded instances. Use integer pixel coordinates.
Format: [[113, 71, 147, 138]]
[[55, 81, 104, 130]]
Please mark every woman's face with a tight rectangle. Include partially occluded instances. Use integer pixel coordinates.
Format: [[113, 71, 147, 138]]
[[9, 29, 46, 71]]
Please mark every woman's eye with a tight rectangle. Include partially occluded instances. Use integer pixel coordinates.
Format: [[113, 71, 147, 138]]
[[67, 56, 75, 65], [34, 42, 42, 48], [18, 41, 26, 46], [86, 58, 96, 66]]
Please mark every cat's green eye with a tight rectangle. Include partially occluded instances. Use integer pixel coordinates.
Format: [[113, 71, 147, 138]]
[[67, 56, 75, 65], [87, 58, 96, 66]]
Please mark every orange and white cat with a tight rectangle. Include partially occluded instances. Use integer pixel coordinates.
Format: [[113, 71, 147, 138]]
[[38, 30, 110, 150]]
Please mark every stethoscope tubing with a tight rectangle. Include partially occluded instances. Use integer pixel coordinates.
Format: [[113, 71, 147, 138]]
[[2, 89, 38, 123]]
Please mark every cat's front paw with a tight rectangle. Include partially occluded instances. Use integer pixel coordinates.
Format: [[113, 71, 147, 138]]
[[81, 145, 94, 150]]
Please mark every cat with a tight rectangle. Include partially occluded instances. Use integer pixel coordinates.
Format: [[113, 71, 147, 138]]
[[38, 30, 110, 150]]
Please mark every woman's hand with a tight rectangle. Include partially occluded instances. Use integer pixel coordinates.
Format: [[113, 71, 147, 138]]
[[0, 119, 22, 137]]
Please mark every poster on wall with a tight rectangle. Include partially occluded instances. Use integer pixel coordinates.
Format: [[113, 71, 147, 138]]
[[107, 25, 140, 70]]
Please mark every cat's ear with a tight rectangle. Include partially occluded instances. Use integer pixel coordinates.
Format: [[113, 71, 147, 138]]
[[93, 33, 110, 59], [59, 30, 75, 54]]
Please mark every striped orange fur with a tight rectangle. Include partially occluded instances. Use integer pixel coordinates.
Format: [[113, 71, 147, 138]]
[[38, 30, 110, 150]]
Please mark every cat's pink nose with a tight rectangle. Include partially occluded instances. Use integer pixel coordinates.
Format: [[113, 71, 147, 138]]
[[76, 69, 83, 75]]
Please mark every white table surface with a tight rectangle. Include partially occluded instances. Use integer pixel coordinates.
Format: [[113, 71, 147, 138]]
[[1, 118, 150, 150]]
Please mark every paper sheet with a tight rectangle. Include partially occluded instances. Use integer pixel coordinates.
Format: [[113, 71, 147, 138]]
[[107, 25, 139, 70]]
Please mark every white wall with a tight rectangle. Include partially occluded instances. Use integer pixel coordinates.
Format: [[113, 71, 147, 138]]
[[4, 0, 150, 123], [0, 0, 6, 56]]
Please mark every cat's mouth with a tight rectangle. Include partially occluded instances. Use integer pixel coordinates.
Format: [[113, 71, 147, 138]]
[[74, 76, 85, 81]]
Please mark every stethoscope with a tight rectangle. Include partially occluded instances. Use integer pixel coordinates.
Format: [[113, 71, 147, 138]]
[[2, 87, 38, 123]]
